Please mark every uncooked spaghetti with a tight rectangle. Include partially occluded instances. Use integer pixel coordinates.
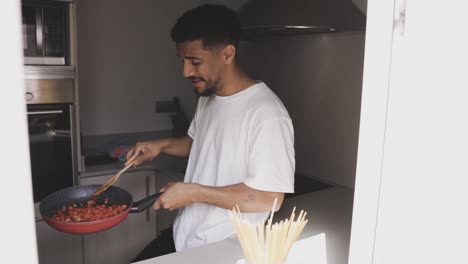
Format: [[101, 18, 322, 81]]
[[228, 199, 308, 264]]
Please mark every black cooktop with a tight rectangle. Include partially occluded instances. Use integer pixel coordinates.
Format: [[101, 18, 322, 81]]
[[285, 174, 333, 199]]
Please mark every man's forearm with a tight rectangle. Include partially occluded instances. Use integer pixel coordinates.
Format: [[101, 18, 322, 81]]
[[193, 183, 284, 213], [159, 135, 192, 157]]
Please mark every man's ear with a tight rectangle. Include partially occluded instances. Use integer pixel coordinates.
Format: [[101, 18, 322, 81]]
[[222, 44, 236, 65]]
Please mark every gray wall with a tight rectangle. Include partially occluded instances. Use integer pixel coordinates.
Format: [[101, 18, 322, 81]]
[[238, 32, 365, 188], [76, 0, 247, 136]]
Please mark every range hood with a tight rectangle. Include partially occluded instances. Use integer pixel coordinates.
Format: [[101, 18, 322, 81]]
[[238, 0, 366, 39]]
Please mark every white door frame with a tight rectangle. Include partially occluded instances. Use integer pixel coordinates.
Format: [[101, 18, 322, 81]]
[[348, 0, 400, 263], [0, 1, 38, 263]]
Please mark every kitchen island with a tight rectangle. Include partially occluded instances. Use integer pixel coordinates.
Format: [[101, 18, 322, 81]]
[[135, 186, 354, 264]]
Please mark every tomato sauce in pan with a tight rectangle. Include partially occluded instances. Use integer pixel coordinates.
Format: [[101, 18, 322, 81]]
[[52, 198, 128, 222]]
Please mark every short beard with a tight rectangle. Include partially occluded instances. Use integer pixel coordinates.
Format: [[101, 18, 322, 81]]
[[194, 86, 216, 97], [188, 76, 216, 97], [194, 80, 218, 97]]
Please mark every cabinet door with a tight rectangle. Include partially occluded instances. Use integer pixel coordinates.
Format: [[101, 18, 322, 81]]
[[81, 170, 156, 264], [155, 172, 181, 235], [36, 220, 83, 264]]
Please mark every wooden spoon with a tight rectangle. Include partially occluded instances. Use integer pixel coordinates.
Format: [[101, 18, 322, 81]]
[[92, 159, 136, 196]]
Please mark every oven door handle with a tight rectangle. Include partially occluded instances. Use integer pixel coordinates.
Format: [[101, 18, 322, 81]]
[[27, 110, 64, 115]]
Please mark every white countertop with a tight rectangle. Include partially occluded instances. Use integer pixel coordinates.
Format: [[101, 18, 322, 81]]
[[135, 186, 354, 264]]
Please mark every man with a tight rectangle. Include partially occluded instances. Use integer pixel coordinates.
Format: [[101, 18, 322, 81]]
[[128, 4, 295, 262]]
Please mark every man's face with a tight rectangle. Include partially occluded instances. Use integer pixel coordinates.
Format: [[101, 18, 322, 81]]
[[176, 40, 226, 97]]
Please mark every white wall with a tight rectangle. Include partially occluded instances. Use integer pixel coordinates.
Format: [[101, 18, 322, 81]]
[[371, 0, 468, 262], [350, 0, 468, 263], [0, 1, 38, 263], [76, 0, 247, 136]]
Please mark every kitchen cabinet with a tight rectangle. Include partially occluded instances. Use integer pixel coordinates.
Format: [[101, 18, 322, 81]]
[[80, 170, 157, 264], [35, 220, 83, 264], [155, 172, 180, 235]]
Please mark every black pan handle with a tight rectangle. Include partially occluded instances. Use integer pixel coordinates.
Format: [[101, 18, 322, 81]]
[[130, 192, 163, 213]]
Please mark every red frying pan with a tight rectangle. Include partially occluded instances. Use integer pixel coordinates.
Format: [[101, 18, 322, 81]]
[[39, 184, 161, 234]]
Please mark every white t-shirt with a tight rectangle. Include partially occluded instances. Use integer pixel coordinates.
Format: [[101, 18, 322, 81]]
[[173, 81, 295, 251]]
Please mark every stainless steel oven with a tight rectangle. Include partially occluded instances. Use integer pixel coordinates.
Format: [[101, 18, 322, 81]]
[[25, 67, 78, 203], [28, 103, 76, 202]]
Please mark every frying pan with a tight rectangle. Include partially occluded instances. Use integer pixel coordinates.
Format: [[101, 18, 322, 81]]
[[39, 184, 161, 234]]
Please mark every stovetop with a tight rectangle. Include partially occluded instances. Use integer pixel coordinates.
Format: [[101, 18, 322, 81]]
[[285, 174, 333, 199]]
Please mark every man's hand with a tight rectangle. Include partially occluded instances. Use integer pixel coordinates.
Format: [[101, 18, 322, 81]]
[[153, 182, 199, 210], [125, 140, 168, 166], [125, 136, 192, 167]]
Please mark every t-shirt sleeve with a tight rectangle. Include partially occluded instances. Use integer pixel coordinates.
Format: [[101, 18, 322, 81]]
[[187, 98, 202, 139], [187, 118, 195, 139], [243, 117, 295, 193]]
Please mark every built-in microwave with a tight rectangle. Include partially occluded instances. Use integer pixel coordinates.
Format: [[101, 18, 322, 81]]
[[22, 0, 70, 65]]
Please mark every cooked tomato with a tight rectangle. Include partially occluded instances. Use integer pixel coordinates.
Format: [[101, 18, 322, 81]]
[[53, 199, 127, 222]]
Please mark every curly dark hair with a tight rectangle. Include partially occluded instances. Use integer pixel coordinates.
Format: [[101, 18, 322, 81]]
[[170, 4, 240, 49]]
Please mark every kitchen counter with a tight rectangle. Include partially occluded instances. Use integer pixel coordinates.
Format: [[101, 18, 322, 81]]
[[79, 130, 188, 180], [135, 186, 354, 264], [80, 155, 187, 181]]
